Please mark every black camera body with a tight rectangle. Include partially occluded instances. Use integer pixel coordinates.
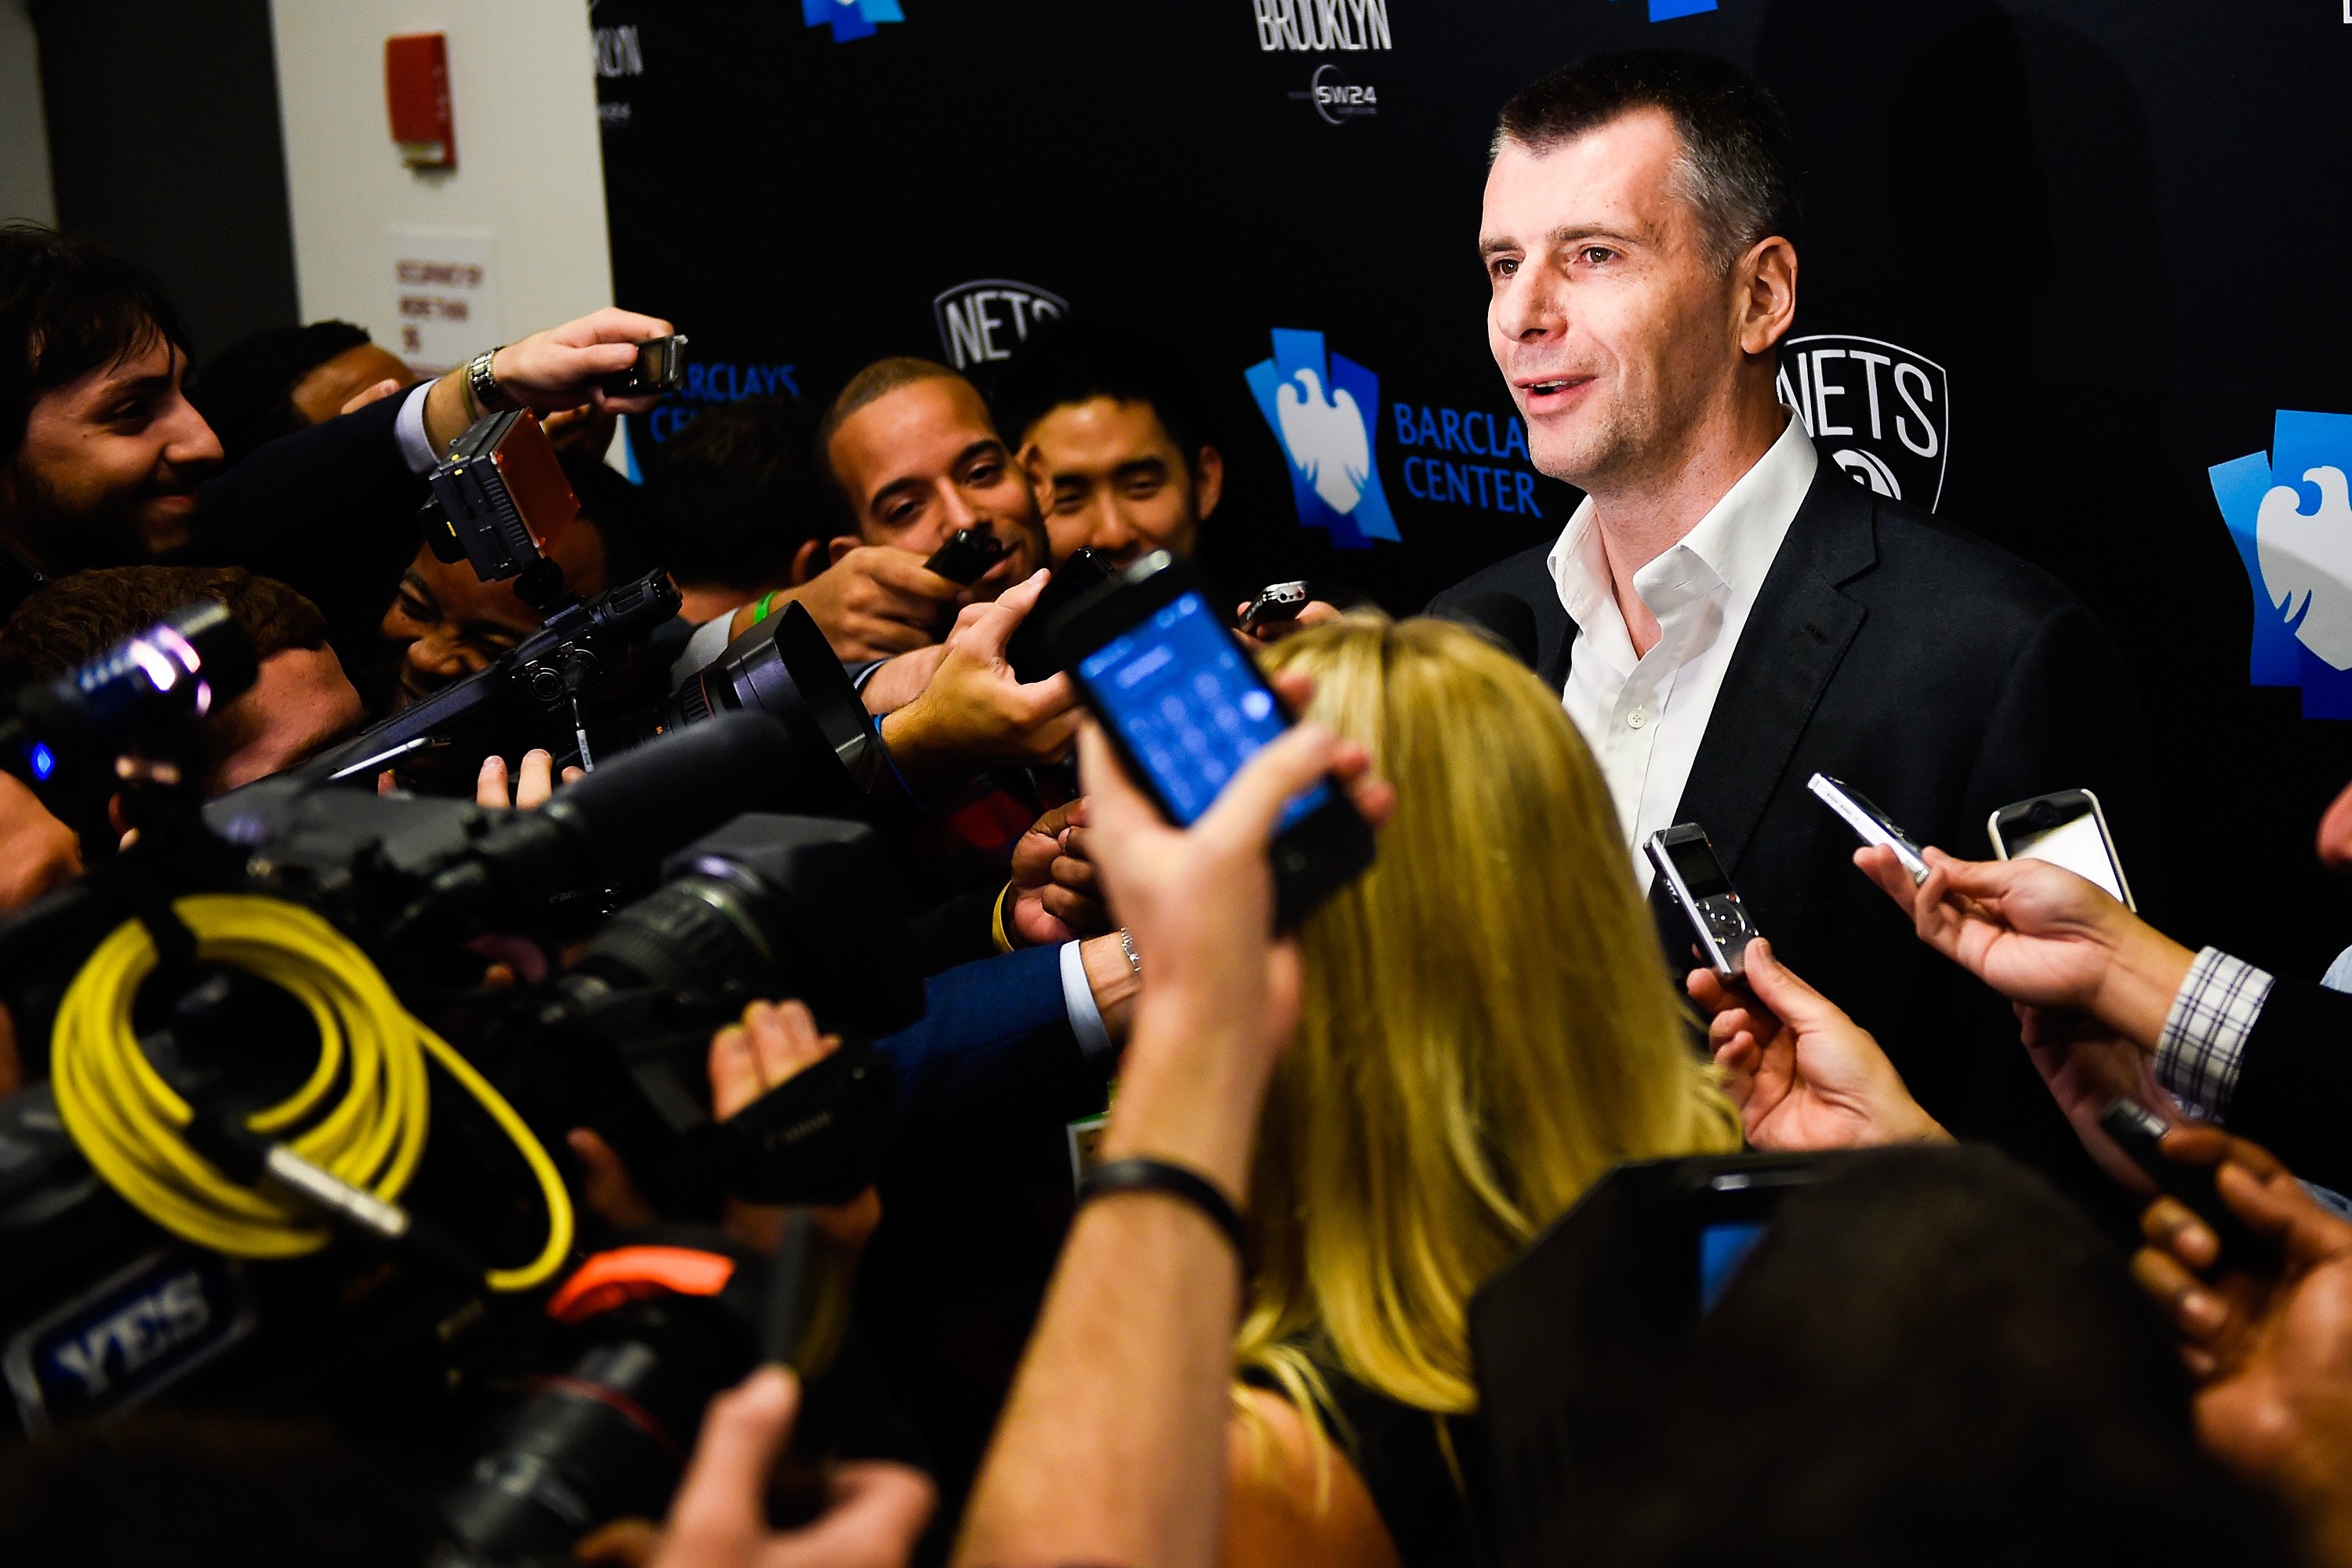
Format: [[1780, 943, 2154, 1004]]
[[486, 812, 925, 1215]]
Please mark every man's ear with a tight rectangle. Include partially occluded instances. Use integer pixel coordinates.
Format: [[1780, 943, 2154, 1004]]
[[1192, 445, 1225, 521], [790, 537, 829, 585], [1737, 235, 1799, 359], [1019, 439, 1053, 514], [826, 535, 864, 568]]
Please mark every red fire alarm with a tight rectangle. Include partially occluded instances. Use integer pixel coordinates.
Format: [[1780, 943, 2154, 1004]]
[[385, 33, 455, 169]]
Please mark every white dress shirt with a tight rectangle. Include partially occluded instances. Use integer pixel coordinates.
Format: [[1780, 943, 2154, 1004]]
[[1548, 412, 1818, 888]]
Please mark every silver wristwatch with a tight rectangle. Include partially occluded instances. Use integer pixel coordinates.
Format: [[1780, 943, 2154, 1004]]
[[466, 346, 518, 415]]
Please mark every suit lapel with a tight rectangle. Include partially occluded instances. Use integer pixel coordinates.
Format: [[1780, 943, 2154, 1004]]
[[1674, 469, 1878, 874]]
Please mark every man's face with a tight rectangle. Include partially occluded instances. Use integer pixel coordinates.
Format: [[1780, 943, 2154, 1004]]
[[1020, 397, 1221, 568], [826, 377, 1044, 595], [207, 645, 365, 794], [1480, 109, 1747, 489], [379, 521, 609, 706], [4, 332, 223, 569], [290, 343, 412, 426]]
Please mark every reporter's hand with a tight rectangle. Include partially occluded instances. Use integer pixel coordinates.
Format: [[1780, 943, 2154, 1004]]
[[2016, 1003, 2177, 1192], [477, 750, 581, 810], [709, 1000, 880, 1258], [741, 546, 968, 663], [861, 645, 948, 717], [879, 571, 1081, 789], [1084, 671, 1392, 1197], [495, 307, 675, 416], [423, 307, 674, 452], [647, 1367, 935, 1568], [0, 772, 81, 913], [2132, 1128, 2352, 1564], [1856, 846, 2192, 1047], [339, 377, 403, 416], [1688, 937, 1947, 1149], [543, 402, 619, 457], [1233, 598, 1342, 644], [1010, 798, 1109, 943]]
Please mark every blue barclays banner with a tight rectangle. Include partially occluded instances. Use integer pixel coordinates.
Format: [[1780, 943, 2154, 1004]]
[[594, 2, 2352, 976]]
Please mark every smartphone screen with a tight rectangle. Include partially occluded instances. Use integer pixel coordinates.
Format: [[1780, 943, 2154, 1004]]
[[2008, 811, 2125, 902], [1667, 837, 1733, 899], [1075, 590, 1330, 829]]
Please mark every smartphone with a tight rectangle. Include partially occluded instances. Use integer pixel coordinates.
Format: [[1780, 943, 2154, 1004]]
[[2099, 1097, 2256, 1270], [1988, 789, 2133, 910], [1807, 773, 1931, 884], [1241, 580, 1310, 632], [923, 528, 1004, 587], [1052, 552, 1374, 926], [1007, 546, 1115, 684], [1644, 823, 1761, 978], [596, 334, 688, 397]]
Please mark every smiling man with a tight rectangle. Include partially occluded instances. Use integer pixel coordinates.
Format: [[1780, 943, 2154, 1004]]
[[682, 358, 1051, 673], [1429, 51, 2154, 1185], [0, 227, 220, 613]]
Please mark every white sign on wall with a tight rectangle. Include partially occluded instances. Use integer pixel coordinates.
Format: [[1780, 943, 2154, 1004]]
[[386, 226, 501, 375]]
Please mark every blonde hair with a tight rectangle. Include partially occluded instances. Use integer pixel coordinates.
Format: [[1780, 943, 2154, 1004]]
[[1240, 616, 1738, 1422]]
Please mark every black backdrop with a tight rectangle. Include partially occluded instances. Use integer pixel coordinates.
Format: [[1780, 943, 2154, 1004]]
[[592, 0, 2352, 981]]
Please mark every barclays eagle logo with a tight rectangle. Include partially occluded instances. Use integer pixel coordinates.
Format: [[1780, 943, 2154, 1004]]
[[1243, 328, 1399, 550], [804, 0, 902, 43], [2210, 410, 2352, 717]]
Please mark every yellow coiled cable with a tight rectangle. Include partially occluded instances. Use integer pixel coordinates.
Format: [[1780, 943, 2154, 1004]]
[[50, 892, 572, 1292]]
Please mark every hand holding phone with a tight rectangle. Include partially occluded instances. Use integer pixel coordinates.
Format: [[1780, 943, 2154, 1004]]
[[1646, 822, 1760, 978], [923, 528, 1005, 587], [1989, 789, 2133, 910], [595, 334, 688, 397], [1052, 553, 1374, 926], [1809, 773, 1931, 884], [2100, 1097, 2262, 1270]]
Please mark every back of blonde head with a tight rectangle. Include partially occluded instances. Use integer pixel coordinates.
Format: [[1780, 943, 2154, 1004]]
[[1243, 617, 1737, 1417]]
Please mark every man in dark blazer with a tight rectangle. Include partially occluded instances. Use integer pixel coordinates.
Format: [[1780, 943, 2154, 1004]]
[[2, 223, 670, 677], [1429, 52, 2151, 1185]]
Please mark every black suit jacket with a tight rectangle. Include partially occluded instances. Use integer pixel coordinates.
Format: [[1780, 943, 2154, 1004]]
[[1431, 463, 2154, 1189], [183, 390, 426, 688], [2231, 977, 2350, 1194]]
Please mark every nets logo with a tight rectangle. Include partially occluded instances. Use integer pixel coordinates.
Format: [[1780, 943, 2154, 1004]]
[[1775, 335, 1948, 511], [1290, 64, 1377, 125], [2210, 410, 2352, 717], [1254, 0, 1391, 51], [804, 0, 902, 44], [1245, 329, 1399, 549], [932, 280, 1067, 372]]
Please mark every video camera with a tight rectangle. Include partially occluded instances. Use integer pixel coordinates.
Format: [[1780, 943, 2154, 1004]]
[[0, 608, 921, 1471], [318, 406, 884, 804]]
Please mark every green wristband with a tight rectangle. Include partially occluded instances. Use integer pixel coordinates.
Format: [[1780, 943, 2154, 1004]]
[[749, 590, 780, 626]]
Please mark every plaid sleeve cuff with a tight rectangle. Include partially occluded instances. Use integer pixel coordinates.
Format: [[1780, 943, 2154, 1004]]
[[2155, 947, 2274, 1121]]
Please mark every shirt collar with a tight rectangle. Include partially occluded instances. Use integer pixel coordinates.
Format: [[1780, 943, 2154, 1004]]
[[1544, 407, 1819, 631]]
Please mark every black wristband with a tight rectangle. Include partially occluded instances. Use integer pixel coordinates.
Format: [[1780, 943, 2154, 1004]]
[[1078, 1157, 1247, 1258]]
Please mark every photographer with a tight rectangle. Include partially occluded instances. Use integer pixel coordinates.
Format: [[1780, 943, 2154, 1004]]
[[2, 222, 673, 676], [0, 565, 364, 797], [375, 449, 667, 717]]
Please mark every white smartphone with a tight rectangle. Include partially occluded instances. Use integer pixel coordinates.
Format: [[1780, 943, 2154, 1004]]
[[1807, 773, 1931, 884], [1987, 789, 2134, 910]]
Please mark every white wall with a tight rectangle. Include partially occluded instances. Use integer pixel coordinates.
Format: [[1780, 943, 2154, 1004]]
[[0, 0, 56, 227], [269, 0, 612, 363]]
